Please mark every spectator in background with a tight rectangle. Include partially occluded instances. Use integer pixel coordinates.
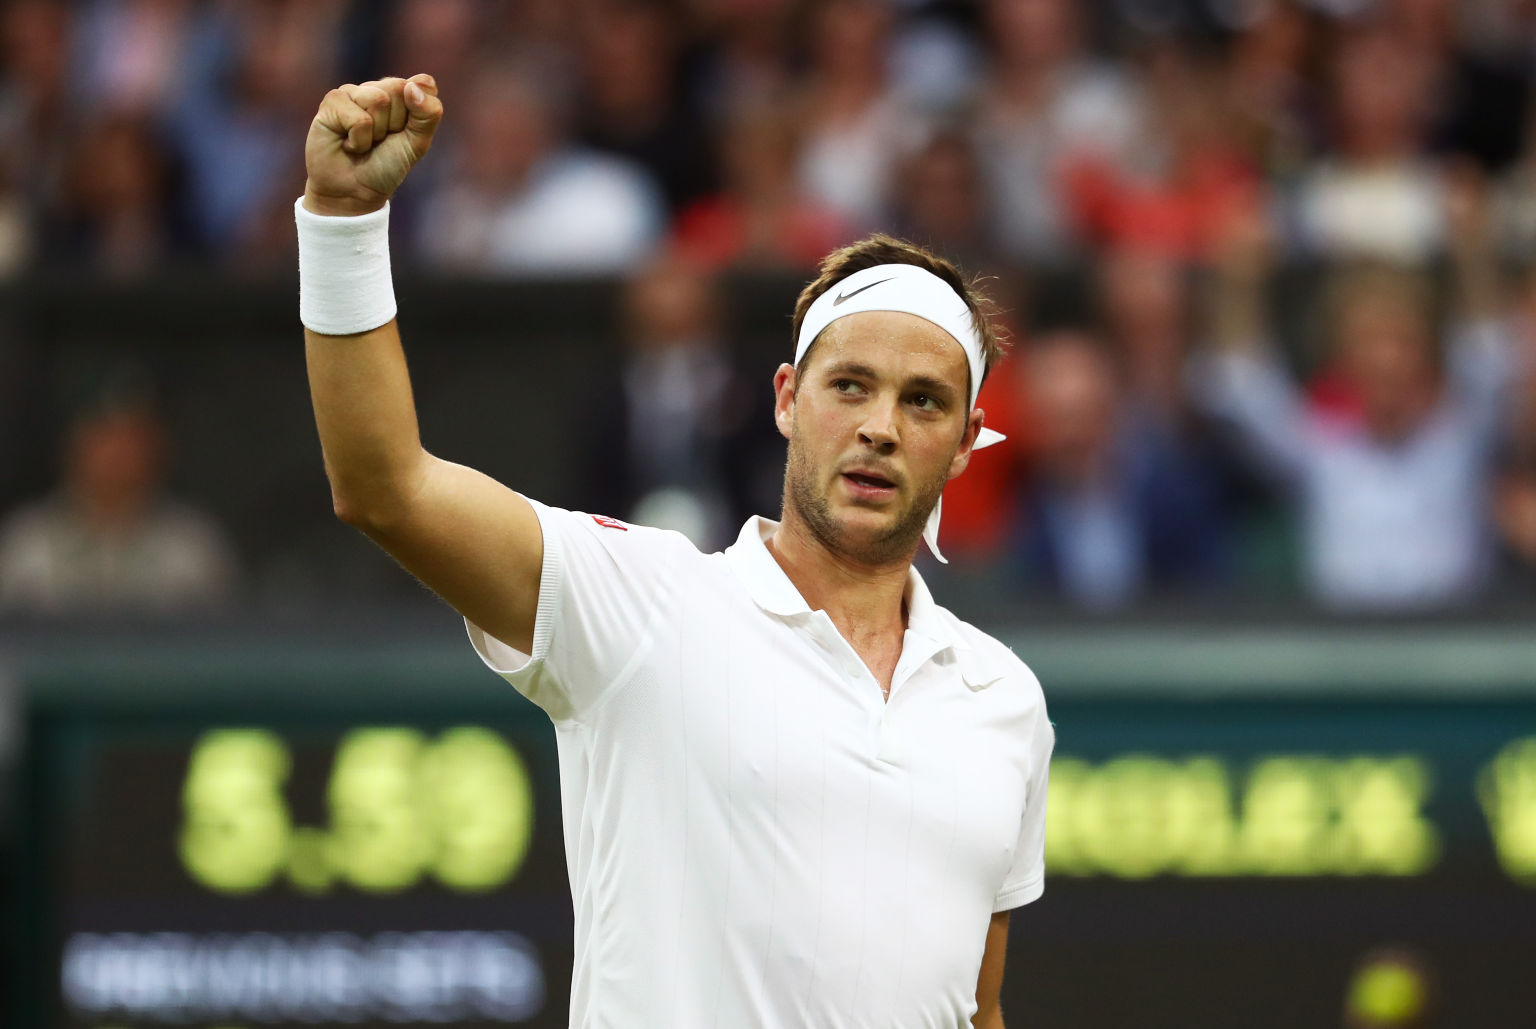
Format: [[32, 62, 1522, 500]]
[[890, 124, 1002, 274], [382, 0, 487, 101], [0, 367, 238, 614], [1066, 44, 1259, 261], [72, 0, 194, 115], [45, 112, 181, 273], [692, 0, 797, 120], [1102, 242, 1278, 581], [672, 101, 849, 270], [167, 0, 345, 262], [0, 0, 72, 272], [571, 0, 715, 214], [1291, 25, 1445, 264], [1194, 196, 1517, 611], [1223, 0, 1316, 178], [885, 2, 982, 114], [971, 0, 1145, 266], [793, 0, 916, 232], [1104, 244, 1260, 456], [1100, 246, 1191, 431], [417, 60, 664, 274], [1014, 330, 1230, 611], [581, 253, 768, 548], [1382, 0, 1529, 172]]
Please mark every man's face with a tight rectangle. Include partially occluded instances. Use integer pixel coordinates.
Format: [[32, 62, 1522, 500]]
[[774, 310, 981, 565], [66, 407, 164, 516], [1027, 332, 1117, 483], [1338, 299, 1438, 442]]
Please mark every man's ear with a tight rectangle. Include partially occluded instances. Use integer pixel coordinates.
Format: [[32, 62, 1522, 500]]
[[947, 407, 985, 481], [773, 363, 796, 441]]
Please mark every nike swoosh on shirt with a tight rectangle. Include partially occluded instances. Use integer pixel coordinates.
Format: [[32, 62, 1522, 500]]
[[833, 277, 895, 305]]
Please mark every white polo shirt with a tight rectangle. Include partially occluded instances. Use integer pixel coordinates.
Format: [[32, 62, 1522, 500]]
[[467, 502, 1054, 1028]]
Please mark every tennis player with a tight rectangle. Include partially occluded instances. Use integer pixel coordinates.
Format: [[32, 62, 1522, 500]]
[[299, 74, 1052, 1029]]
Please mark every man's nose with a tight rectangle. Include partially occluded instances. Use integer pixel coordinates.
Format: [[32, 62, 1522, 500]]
[[857, 397, 899, 451]]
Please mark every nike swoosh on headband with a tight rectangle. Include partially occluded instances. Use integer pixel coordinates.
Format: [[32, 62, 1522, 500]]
[[833, 277, 895, 306]]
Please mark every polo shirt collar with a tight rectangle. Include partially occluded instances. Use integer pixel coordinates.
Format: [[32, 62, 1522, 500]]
[[722, 517, 985, 670]]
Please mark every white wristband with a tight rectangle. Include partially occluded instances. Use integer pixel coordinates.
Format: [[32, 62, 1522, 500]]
[[296, 197, 398, 335]]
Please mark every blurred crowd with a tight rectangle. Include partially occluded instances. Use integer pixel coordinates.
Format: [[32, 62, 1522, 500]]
[[4, 0, 1536, 274], [5, 0, 1536, 616]]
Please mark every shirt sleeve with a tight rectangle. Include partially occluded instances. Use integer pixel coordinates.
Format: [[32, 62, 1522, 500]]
[[993, 706, 1056, 912], [464, 499, 687, 724]]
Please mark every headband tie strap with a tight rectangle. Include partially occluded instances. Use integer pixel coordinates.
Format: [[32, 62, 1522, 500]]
[[794, 263, 1005, 563]]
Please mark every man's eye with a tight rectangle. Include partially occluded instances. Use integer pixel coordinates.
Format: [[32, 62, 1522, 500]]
[[912, 394, 940, 411], [833, 379, 862, 394]]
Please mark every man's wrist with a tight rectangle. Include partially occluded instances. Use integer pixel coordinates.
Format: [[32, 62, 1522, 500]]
[[302, 186, 388, 218], [296, 197, 397, 335]]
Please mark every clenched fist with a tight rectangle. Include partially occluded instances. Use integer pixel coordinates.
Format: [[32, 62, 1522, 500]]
[[303, 74, 443, 217]]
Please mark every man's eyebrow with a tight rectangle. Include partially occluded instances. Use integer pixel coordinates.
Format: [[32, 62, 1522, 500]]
[[821, 361, 881, 380], [904, 374, 959, 399]]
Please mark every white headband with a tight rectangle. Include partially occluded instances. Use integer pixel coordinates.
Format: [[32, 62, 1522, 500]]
[[794, 263, 1006, 563]]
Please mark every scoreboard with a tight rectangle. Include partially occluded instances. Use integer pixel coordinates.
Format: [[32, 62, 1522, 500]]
[[41, 718, 567, 1028], [11, 631, 1536, 1029]]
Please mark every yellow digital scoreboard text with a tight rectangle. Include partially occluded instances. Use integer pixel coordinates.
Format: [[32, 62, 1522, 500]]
[[178, 726, 536, 895], [174, 727, 1536, 894], [1047, 737, 1536, 883]]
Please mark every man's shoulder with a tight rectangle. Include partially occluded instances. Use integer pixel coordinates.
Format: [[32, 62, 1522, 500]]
[[541, 503, 711, 566]]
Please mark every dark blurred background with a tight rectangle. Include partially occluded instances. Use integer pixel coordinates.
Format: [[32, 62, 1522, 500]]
[[2, 0, 1536, 1026]]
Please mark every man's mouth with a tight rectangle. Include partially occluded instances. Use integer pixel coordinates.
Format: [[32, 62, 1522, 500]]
[[842, 470, 898, 497]]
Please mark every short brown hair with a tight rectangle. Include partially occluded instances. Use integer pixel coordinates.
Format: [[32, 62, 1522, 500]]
[[791, 234, 1008, 388]]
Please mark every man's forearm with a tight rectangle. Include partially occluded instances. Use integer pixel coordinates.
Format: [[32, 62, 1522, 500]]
[[305, 320, 429, 524]]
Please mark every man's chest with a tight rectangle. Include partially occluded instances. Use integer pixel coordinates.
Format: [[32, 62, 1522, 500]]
[[594, 604, 1034, 891]]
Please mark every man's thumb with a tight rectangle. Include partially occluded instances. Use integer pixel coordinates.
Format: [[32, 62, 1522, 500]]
[[403, 81, 442, 149]]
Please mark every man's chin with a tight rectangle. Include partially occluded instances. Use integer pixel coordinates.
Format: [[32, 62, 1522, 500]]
[[830, 498, 900, 530], [822, 505, 922, 562], [783, 462, 932, 565]]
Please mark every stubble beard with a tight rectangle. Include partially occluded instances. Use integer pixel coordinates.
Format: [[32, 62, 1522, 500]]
[[783, 429, 949, 566]]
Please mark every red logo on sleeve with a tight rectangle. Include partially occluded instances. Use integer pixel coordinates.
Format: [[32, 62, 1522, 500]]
[[590, 514, 629, 531]]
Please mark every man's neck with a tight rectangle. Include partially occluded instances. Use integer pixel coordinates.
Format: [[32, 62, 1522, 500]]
[[764, 511, 913, 647]]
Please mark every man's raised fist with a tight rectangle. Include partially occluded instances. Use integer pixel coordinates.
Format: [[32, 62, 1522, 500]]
[[303, 73, 443, 217]]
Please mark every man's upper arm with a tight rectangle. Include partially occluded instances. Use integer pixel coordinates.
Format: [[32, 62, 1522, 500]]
[[973, 910, 1010, 1029], [358, 454, 544, 654]]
